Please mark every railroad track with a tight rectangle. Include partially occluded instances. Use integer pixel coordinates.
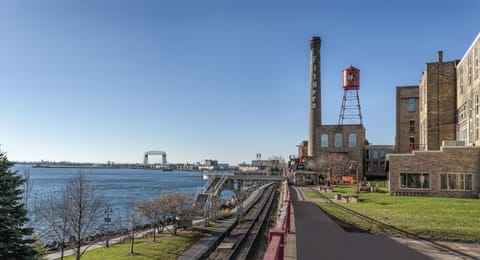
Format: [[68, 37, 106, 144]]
[[208, 183, 278, 260]]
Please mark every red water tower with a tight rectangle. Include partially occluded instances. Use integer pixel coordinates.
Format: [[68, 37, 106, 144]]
[[343, 65, 360, 90], [338, 65, 363, 125]]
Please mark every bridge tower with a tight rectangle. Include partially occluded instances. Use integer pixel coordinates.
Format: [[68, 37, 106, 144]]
[[338, 65, 363, 125], [143, 151, 167, 166]]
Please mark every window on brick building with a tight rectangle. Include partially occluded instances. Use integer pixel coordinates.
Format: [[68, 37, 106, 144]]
[[335, 134, 343, 147], [409, 137, 415, 145], [408, 98, 415, 112], [400, 173, 429, 189], [440, 173, 473, 190], [459, 66, 464, 94], [409, 120, 415, 133], [321, 134, 328, 147], [468, 55, 473, 85], [380, 150, 385, 159], [475, 48, 478, 80], [348, 133, 357, 147]]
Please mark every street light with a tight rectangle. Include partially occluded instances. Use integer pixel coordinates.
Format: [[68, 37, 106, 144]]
[[104, 204, 112, 247]]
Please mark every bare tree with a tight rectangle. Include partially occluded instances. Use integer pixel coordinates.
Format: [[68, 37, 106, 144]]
[[64, 171, 104, 260], [35, 193, 71, 260], [127, 202, 142, 256], [137, 199, 161, 243], [160, 192, 194, 235], [315, 153, 350, 184]]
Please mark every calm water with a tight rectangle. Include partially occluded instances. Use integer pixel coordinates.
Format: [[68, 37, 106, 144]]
[[13, 164, 207, 240]]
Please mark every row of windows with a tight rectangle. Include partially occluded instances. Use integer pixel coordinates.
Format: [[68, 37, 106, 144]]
[[365, 161, 385, 172], [365, 149, 386, 159], [440, 173, 473, 190], [459, 47, 479, 93], [457, 94, 480, 143], [400, 173, 429, 189], [320, 133, 357, 148], [400, 173, 473, 191]]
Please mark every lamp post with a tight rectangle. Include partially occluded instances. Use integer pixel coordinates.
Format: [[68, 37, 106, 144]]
[[104, 204, 112, 247]]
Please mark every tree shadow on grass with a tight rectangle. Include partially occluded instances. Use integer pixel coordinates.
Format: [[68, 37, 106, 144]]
[[321, 209, 372, 234]]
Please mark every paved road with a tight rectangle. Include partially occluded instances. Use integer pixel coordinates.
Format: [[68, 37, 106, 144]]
[[290, 186, 431, 260]]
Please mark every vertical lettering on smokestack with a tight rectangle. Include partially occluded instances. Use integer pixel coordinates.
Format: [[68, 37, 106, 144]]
[[308, 36, 321, 157]]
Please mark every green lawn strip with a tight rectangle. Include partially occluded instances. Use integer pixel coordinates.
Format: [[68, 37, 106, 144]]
[[304, 185, 360, 199], [64, 232, 201, 260], [317, 192, 480, 242]]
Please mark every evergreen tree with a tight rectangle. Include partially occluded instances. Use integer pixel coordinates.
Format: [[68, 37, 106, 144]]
[[0, 150, 37, 259]]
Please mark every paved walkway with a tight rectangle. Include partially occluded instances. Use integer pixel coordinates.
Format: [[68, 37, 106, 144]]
[[46, 228, 155, 260], [290, 186, 480, 260], [290, 186, 430, 260]]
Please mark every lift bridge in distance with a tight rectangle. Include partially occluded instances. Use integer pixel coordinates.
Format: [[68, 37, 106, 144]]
[[143, 150, 167, 166]]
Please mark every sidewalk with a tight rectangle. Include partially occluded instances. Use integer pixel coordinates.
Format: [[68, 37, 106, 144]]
[[46, 228, 155, 260], [289, 185, 430, 260]]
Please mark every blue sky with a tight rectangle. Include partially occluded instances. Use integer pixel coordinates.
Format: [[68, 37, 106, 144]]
[[1, 0, 478, 164]]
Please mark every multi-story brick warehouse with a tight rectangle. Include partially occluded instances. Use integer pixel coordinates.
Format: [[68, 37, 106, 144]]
[[395, 86, 419, 153], [389, 33, 480, 197], [419, 51, 458, 151]]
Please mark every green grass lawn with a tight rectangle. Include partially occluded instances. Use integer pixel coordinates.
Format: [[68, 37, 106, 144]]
[[304, 185, 360, 199], [311, 186, 480, 242], [64, 231, 201, 260]]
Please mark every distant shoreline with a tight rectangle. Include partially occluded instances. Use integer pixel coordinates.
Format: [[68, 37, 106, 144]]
[[16, 163, 187, 171]]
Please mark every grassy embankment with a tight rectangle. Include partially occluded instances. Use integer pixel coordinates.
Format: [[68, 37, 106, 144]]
[[64, 231, 201, 260], [305, 186, 480, 242]]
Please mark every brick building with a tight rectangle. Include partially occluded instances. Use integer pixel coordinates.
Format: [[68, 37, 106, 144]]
[[297, 140, 308, 159], [395, 86, 419, 153], [418, 51, 458, 151], [389, 141, 480, 198], [390, 33, 480, 197], [457, 33, 480, 145], [365, 145, 394, 177], [314, 124, 366, 176]]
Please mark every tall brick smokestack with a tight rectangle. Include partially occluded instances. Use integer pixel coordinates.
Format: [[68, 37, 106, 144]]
[[308, 36, 321, 157]]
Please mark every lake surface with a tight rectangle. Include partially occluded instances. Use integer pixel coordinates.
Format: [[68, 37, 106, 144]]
[[13, 164, 207, 240]]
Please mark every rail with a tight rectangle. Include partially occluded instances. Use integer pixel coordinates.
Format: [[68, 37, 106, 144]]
[[263, 180, 290, 260], [207, 183, 278, 259]]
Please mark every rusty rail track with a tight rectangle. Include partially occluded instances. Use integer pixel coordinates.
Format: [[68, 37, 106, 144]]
[[208, 183, 278, 260]]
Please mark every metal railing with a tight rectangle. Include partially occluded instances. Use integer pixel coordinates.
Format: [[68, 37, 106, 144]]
[[263, 181, 291, 260]]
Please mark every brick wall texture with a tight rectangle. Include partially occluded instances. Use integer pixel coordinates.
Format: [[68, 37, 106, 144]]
[[389, 146, 480, 198]]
